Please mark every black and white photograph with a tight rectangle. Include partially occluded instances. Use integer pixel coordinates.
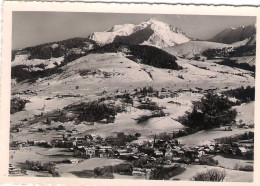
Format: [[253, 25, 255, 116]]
[[5, 5, 257, 183]]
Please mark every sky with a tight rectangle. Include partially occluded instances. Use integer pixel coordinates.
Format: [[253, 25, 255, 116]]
[[12, 12, 256, 49]]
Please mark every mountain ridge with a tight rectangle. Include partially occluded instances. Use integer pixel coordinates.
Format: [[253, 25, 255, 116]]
[[87, 18, 190, 48], [209, 24, 256, 45]]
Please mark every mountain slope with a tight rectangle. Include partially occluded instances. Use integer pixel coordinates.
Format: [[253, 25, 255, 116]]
[[113, 25, 154, 45], [88, 42, 181, 70], [11, 43, 182, 83], [164, 41, 232, 59], [11, 52, 254, 122], [12, 37, 96, 62], [209, 25, 256, 44]]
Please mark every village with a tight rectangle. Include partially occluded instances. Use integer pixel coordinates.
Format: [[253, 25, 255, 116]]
[[9, 84, 255, 179], [9, 127, 254, 178], [9, 107, 254, 179]]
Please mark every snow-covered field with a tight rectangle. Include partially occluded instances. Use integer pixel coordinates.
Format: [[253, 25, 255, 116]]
[[171, 164, 253, 182], [177, 127, 253, 147], [10, 52, 255, 141], [12, 55, 64, 71], [234, 102, 255, 125]]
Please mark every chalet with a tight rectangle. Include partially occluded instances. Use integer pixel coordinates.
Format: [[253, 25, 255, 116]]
[[195, 87, 203, 91], [148, 157, 156, 162], [161, 88, 167, 92], [154, 150, 163, 157], [191, 88, 200, 93], [163, 160, 172, 165], [205, 88, 217, 93], [209, 145, 215, 151], [117, 149, 128, 155], [84, 134, 94, 141], [9, 165, 24, 175], [132, 167, 148, 179], [132, 170, 146, 178], [115, 92, 126, 98], [172, 157, 181, 163], [165, 152, 173, 159], [68, 159, 78, 164], [119, 152, 135, 159], [57, 125, 65, 130], [219, 125, 232, 131], [10, 128, 20, 133], [158, 92, 172, 99], [198, 150, 206, 157], [71, 129, 77, 135], [97, 147, 113, 158], [237, 147, 247, 157], [174, 150, 185, 157], [101, 90, 107, 95], [107, 115, 115, 123], [74, 146, 96, 158], [194, 158, 200, 164], [99, 145, 113, 150]]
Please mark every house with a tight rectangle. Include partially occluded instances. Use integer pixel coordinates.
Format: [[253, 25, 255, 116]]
[[9, 165, 24, 175], [154, 150, 163, 157], [117, 149, 128, 155], [119, 152, 135, 159], [163, 160, 172, 165], [101, 90, 107, 95], [172, 157, 181, 163], [205, 88, 217, 93], [191, 88, 200, 93], [158, 91, 172, 99], [161, 88, 167, 92], [182, 88, 191, 92], [219, 125, 232, 131], [71, 129, 77, 135], [57, 125, 65, 130], [97, 148, 113, 158], [174, 150, 184, 157], [237, 147, 247, 156], [85, 134, 94, 141], [132, 168, 146, 178], [198, 150, 206, 157], [194, 158, 200, 164], [106, 115, 115, 123], [69, 159, 78, 164], [74, 146, 96, 158]]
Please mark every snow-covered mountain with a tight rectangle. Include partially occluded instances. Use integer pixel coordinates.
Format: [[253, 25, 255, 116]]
[[88, 18, 190, 48], [209, 24, 256, 45]]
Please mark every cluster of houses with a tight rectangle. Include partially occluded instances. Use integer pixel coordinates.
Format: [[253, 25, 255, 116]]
[[9, 164, 25, 176], [98, 86, 219, 104], [132, 167, 152, 179], [214, 131, 254, 160], [13, 89, 37, 96], [10, 130, 244, 165], [10, 129, 254, 178]]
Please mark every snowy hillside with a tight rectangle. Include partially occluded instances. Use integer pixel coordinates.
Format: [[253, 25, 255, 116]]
[[88, 18, 190, 48], [11, 52, 254, 125]]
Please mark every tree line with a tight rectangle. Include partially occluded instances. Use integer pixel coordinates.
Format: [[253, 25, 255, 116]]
[[178, 93, 237, 130], [222, 86, 255, 103]]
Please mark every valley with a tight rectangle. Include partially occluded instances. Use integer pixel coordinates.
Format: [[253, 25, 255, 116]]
[[9, 17, 255, 182]]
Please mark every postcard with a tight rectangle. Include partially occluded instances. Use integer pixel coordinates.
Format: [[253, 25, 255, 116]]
[[1, 2, 259, 185]]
